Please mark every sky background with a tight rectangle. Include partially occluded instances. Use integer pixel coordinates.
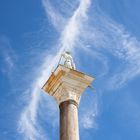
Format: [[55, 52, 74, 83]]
[[0, 0, 140, 140]]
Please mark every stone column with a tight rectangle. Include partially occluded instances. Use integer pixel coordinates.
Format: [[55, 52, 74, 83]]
[[42, 65, 94, 140], [59, 100, 79, 140]]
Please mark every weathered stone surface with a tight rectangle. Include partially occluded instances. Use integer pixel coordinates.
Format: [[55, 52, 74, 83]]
[[42, 65, 94, 105], [59, 100, 79, 140], [42, 65, 94, 140]]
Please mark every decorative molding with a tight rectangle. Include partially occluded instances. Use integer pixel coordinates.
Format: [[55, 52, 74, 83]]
[[42, 65, 94, 105]]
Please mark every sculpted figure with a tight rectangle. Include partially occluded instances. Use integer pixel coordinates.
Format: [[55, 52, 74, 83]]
[[61, 51, 76, 70]]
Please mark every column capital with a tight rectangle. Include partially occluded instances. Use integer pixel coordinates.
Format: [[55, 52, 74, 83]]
[[42, 65, 94, 105], [53, 82, 83, 105]]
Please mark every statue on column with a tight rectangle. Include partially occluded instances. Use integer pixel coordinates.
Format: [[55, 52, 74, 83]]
[[59, 51, 76, 70]]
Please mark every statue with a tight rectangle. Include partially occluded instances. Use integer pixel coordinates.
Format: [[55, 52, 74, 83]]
[[60, 51, 76, 70]]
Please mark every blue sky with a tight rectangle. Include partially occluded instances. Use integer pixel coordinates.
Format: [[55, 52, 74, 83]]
[[0, 0, 140, 140]]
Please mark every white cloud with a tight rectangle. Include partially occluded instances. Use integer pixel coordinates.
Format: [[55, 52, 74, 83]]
[[18, 0, 140, 139], [19, 0, 92, 139], [101, 22, 140, 89], [81, 112, 97, 129], [42, 0, 66, 31], [78, 7, 140, 89], [80, 106, 98, 129], [79, 93, 99, 129], [0, 35, 16, 76]]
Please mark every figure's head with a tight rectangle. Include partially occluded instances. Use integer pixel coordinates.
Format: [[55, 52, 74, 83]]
[[65, 51, 71, 55]]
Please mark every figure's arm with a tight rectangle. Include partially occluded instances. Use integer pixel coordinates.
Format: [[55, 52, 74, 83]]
[[71, 58, 76, 70], [58, 54, 62, 65], [58, 53, 66, 65]]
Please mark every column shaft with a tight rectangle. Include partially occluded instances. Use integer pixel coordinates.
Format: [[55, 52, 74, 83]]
[[59, 100, 79, 140]]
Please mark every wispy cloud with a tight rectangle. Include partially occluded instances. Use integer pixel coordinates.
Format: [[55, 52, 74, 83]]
[[81, 111, 97, 129], [19, 0, 92, 139], [18, 0, 140, 139], [80, 96, 98, 129], [107, 31, 140, 88], [76, 4, 140, 89], [42, 0, 66, 31], [0, 35, 17, 76]]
